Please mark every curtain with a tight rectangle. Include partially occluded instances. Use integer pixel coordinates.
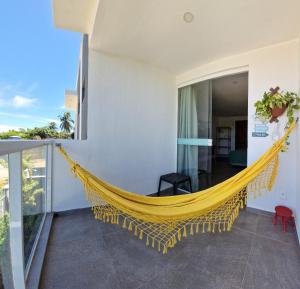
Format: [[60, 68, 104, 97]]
[[177, 85, 199, 190], [195, 80, 212, 175]]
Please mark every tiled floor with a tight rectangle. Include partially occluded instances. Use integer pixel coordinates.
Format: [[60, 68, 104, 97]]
[[39, 208, 300, 289]]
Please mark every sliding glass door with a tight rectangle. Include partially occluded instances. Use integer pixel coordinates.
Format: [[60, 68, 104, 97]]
[[177, 80, 212, 192]]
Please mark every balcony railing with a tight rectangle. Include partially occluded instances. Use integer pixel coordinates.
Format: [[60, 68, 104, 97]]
[[0, 140, 53, 289]]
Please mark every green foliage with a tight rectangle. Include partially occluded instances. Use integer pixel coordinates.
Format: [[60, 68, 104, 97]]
[[0, 180, 7, 199], [0, 119, 74, 140], [48, 122, 57, 130], [0, 153, 47, 256], [0, 158, 8, 198], [26, 126, 59, 139], [0, 214, 9, 248], [22, 155, 44, 214], [0, 159, 8, 169], [22, 179, 43, 212], [0, 129, 28, 140], [58, 112, 74, 133], [255, 87, 300, 127]]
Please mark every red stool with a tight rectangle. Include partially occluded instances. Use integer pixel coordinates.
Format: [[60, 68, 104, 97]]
[[273, 206, 295, 232]]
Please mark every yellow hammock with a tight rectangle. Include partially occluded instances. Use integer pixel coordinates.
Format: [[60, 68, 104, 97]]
[[58, 122, 295, 254]]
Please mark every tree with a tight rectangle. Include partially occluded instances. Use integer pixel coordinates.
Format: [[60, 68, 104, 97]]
[[20, 154, 44, 212], [0, 115, 73, 140], [0, 129, 27, 140], [58, 112, 74, 133], [27, 127, 49, 139], [48, 122, 57, 130]]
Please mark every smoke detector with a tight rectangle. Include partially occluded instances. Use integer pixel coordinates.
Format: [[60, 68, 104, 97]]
[[183, 12, 194, 23]]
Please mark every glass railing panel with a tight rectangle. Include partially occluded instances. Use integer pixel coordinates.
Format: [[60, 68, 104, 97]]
[[22, 146, 47, 268], [0, 155, 13, 289]]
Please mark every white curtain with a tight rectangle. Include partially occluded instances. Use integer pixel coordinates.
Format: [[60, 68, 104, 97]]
[[177, 85, 199, 190]]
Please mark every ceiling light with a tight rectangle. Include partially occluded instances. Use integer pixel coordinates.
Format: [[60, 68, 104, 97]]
[[183, 12, 194, 23]]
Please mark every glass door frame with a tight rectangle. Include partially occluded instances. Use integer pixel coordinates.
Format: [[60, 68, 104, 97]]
[[176, 66, 249, 192]]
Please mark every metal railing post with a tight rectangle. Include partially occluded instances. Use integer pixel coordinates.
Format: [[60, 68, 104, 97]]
[[8, 152, 26, 289], [46, 144, 53, 213]]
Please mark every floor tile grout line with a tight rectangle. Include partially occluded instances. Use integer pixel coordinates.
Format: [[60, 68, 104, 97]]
[[234, 225, 299, 248], [239, 216, 258, 289]]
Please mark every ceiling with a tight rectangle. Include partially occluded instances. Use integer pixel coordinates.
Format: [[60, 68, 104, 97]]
[[212, 73, 248, 117], [52, 0, 98, 33], [53, 0, 300, 74]]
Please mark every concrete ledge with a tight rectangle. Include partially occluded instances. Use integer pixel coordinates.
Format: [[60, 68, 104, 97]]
[[26, 213, 53, 289], [54, 207, 91, 216]]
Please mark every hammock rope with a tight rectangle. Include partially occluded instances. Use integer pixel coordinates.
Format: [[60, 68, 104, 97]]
[[58, 122, 295, 254]]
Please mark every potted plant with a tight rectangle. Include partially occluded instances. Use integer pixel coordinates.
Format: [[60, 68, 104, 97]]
[[255, 87, 300, 127]]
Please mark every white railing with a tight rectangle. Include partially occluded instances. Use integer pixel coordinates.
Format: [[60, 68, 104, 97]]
[[0, 141, 53, 289], [0, 140, 53, 155]]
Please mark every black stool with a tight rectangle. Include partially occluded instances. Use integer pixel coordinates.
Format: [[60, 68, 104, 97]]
[[158, 173, 192, 196]]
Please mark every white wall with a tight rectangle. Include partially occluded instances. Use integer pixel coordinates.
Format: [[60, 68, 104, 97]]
[[53, 39, 299, 220], [296, 37, 300, 238], [177, 39, 299, 215], [52, 50, 177, 211]]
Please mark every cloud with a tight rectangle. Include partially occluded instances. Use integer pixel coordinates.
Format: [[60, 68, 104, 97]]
[[0, 82, 39, 109], [0, 111, 57, 125], [12, 95, 37, 108]]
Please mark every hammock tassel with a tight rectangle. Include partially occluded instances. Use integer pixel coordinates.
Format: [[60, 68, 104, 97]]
[[240, 199, 244, 209], [139, 230, 143, 240], [190, 224, 194, 236], [163, 246, 167, 254], [134, 225, 138, 236], [196, 223, 199, 234], [173, 235, 177, 246], [122, 218, 127, 229], [178, 229, 181, 241]]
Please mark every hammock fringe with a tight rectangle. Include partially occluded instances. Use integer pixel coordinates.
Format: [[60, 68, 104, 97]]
[[90, 187, 247, 254], [57, 122, 296, 254]]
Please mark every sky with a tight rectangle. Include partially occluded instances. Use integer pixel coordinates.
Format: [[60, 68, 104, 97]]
[[0, 0, 81, 132]]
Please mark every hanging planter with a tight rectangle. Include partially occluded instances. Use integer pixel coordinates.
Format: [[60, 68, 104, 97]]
[[255, 86, 300, 127], [270, 104, 288, 123]]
